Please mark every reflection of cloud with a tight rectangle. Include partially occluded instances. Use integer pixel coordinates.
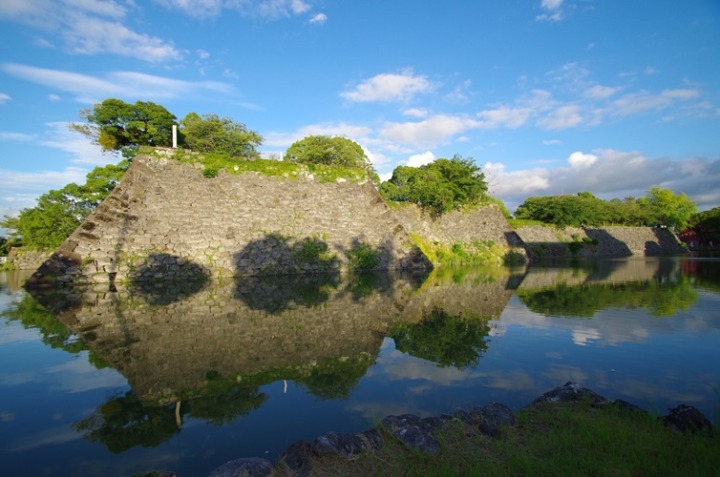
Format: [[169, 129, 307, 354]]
[[5, 425, 81, 452], [572, 328, 600, 346], [47, 357, 126, 393], [381, 352, 478, 386], [543, 365, 589, 384], [0, 321, 38, 345], [0, 411, 15, 422]]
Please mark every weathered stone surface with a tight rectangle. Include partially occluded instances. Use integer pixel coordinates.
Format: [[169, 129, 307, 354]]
[[206, 457, 274, 477], [27, 155, 433, 287], [531, 381, 609, 406], [313, 431, 366, 457], [662, 404, 714, 437], [278, 441, 315, 477], [612, 399, 647, 414], [382, 414, 442, 455], [468, 402, 515, 437], [516, 225, 686, 261]]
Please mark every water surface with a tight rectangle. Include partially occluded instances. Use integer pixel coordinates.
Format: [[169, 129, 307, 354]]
[[1, 257, 719, 476]]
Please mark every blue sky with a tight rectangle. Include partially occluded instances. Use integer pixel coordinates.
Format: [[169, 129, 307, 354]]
[[1, 0, 719, 223]]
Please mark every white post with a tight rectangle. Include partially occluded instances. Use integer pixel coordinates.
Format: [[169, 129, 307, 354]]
[[172, 124, 178, 148]]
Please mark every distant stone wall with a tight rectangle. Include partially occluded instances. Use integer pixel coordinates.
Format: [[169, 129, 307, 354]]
[[27, 156, 430, 287], [7, 248, 51, 270], [390, 203, 526, 253], [515, 225, 687, 260]]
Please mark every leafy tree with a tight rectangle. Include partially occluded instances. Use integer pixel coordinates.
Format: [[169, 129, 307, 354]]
[[1, 161, 129, 249], [641, 186, 697, 230], [689, 207, 720, 246], [180, 112, 263, 158], [284, 135, 377, 178], [71, 98, 176, 157], [380, 155, 488, 216]]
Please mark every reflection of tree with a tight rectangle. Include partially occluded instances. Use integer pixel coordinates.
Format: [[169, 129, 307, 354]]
[[183, 371, 267, 425], [235, 273, 340, 313], [517, 277, 698, 318], [129, 253, 210, 306], [75, 391, 180, 453], [295, 353, 373, 400], [0, 294, 109, 368], [390, 308, 491, 369]]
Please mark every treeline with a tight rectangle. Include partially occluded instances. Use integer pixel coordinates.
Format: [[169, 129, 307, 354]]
[[2, 98, 492, 251], [515, 188, 697, 230]]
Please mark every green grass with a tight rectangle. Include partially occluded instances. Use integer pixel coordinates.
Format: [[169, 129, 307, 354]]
[[508, 218, 550, 229], [279, 400, 720, 477], [144, 147, 373, 184], [409, 233, 507, 266]]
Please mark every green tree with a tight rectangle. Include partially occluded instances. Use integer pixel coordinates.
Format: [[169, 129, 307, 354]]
[[1, 161, 129, 249], [284, 135, 377, 178], [71, 99, 176, 158], [180, 112, 263, 158], [689, 207, 720, 245], [641, 186, 697, 230], [380, 155, 487, 216]]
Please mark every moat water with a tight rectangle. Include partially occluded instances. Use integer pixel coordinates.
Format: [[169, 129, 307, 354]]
[[1, 256, 719, 477]]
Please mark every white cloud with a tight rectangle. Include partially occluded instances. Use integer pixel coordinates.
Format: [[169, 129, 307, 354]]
[[0, 93, 11, 104], [537, 104, 583, 129], [40, 122, 111, 165], [309, 12, 327, 25], [488, 149, 720, 213], [0, 131, 35, 142], [402, 108, 429, 118], [597, 89, 700, 118], [380, 114, 480, 148], [262, 122, 372, 148], [406, 151, 435, 168], [48, 94, 61, 101], [477, 90, 554, 128], [0, 0, 181, 62], [536, 0, 565, 22], [584, 85, 618, 100], [155, 0, 224, 19], [542, 139, 562, 146], [341, 71, 434, 103], [567, 151, 598, 169], [2, 63, 232, 103]]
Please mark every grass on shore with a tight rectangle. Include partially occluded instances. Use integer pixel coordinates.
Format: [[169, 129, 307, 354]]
[[279, 400, 719, 477]]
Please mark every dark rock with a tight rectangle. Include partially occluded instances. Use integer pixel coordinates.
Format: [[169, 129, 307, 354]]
[[357, 428, 384, 450], [468, 402, 515, 437], [278, 440, 315, 477], [382, 414, 441, 455], [313, 431, 365, 457], [532, 381, 608, 406], [132, 472, 178, 477], [206, 457, 273, 477], [663, 404, 714, 437]]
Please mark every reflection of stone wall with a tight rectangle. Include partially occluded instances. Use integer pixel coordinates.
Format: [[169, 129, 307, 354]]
[[517, 258, 667, 291], [56, 274, 425, 405], [28, 156, 430, 286], [400, 267, 521, 322], [516, 225, 686, 260]]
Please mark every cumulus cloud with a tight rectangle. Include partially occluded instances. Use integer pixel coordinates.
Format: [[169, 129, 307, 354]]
[[380, 114, 480, 148], [0, 0, 181, 62], [567, 151, 598, 168], [487, 149, 720, 213], [341, 71, 434, 103], [2, 63, 232, 103], [406, 151, 435, 168], [262, 122, 372, 148], [402, 108, 429, 118]]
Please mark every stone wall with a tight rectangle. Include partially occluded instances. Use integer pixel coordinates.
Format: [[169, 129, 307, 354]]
[[27, 155, 430, 287], [515, 225, 686, 261], [6, 248, 51, 270], [390, 203, 526, 258]]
